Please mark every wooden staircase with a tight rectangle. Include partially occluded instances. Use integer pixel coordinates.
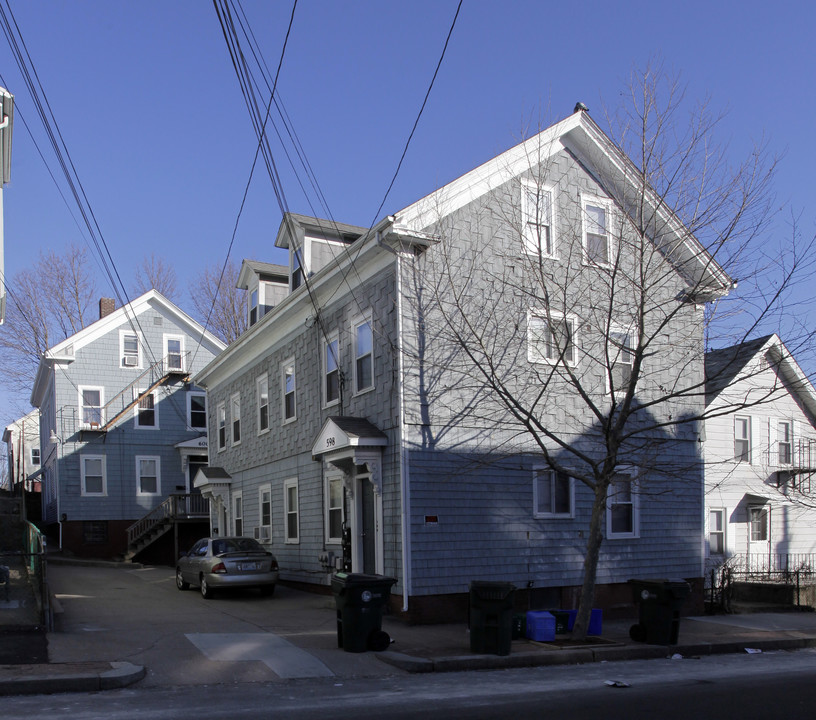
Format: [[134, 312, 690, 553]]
[[124, 493, 209, 561]]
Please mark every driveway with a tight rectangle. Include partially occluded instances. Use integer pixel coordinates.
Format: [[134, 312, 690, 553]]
[[47, 563, 398, 686]]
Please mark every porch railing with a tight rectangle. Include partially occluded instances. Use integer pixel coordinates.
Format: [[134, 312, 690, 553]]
[[126, 493, 209, 548]]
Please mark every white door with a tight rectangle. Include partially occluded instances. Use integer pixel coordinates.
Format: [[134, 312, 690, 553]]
[[748, 505, 771, 570]]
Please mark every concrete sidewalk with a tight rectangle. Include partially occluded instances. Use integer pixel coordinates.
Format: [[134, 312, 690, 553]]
[[3, 557, 816, 695]]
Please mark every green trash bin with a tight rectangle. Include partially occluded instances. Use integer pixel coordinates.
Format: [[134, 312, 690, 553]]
[[628, 579, 691, 645], [469, 581, 516, 656], [331, 572, 396, 653]]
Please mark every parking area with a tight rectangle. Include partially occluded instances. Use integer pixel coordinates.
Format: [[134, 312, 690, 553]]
[[46, 563, 400, 685]]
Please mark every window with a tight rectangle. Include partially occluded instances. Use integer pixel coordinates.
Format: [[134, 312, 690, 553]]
[[607, 472, 638, 539], [164, 335, 185, 372], [284, 478, 299, 543], [354, 318, 373, 392], [522, 180, 554, 256], [283, 360, 296, 422], [187, 392, 207, 430], [609, 329, 633, 393], [81, 455, 106, 496], [291, 246, 304, 290], [217, 403, 226, 451], [709, 509, 725, 555], [30, 447, 40, 466], [136, 456, 160, 496], [326, 475, 344, 542], [120, 331, 140, 368], [257, 375, 269, 433], [583, 200, 611, 265], [258, 485, 272, 541], [135, 390, 157, 429], [249, 288, 259, 326], [778, 421, 792, 465], [231, 394, 241, 445], [79, 386, 104, 428], [534, 468, 572, 517], [324, 335, 340, 406], [234, 493, 243, 536], [749, 506, 768, 542], [528, 311, 575, 364], [82, 521, 107, 545], [734, 416, 751, 462]]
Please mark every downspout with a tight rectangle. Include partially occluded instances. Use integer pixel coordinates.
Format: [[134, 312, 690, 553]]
[[394, 239, 412, 613]]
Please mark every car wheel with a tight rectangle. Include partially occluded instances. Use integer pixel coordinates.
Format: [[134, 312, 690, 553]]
[[176, 568, 189, 591], [260, 584, 275, 597], [200, 575, 215, 599]]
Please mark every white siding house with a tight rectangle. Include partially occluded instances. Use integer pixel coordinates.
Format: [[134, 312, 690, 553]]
[[705, 335, 816, 575]]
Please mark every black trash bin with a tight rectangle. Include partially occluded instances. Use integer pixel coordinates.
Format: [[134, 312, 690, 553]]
[[331, 572, 396, 653], [628, 579, 691, 645], [469, 581, 516, 656]]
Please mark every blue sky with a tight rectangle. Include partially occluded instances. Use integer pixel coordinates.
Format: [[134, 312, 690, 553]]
[[0, 0, 813, 420]]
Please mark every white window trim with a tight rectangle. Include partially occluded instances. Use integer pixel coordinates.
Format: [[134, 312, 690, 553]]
[[257, 484, 272, 542], [163, 334, 186, 373], [708, 507, 726, 557], [521, 178, 556, 258], [217, 402, 226, 452], [257, 374, 270, 435], [773, 418, 793, 467], [607, 323, 636, 397], [80, 454, 107, 497], [134, 388, 159, 430], [735, 415, 751, 463], [30, 447, 40, 466], [581, 194, 614, 267], [78, 385, 105, 429], [186, 391, 207, 432], [352, 312, 374, 395], [249, 286, 259, 326], [135, 455, 161, 497], [231, 392, 241, 447], [606, 468, 639, 540], [233, 491, 244, 536], [282, 358, 297, 424], [119, 329, 143, 369], [533, 467, 574, 519], [527, 309, 578, 365], [284, 477, 299, 544], [324, 332, 341, 408], [325, 473, 344, 544]]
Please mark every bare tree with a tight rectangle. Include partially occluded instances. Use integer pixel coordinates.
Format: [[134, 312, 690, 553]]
[[133, 253, 178, 301], [189, 259, 246, 345], [0, 244, 97, 393], [400, 67, 814, 640]]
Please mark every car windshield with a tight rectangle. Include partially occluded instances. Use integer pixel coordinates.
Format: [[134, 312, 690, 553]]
[[211, 538, 265, 556]]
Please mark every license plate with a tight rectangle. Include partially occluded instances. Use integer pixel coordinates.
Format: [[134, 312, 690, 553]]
[[240, 562, 260, 571]]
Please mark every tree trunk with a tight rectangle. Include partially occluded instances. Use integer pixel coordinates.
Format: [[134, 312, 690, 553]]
[[572, 480, 608, 640]]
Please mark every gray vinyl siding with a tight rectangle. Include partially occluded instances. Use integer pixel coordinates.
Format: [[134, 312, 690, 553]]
[[47, 301, 220, 526], [206, 269, 402, 584]]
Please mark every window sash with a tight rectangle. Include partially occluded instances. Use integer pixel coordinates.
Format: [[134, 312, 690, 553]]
[[535, 470, 571, 516], [285, 483, 299, 541], [778, 421, 792, 465], [218, 405, 226, 450], [326, 338, 340, 404], [232, 397, 241, 443], [189, 394, 207, 429], [284, 363, 296, 420], [750, 507, 768, 542], [328, 477, 343, 541], [260, 488, 271, 528], [735, 417, 750, 461], [523, 185, 553, 255], [137, 392, 156, 427], [258, 377, 269, 432], [82, 389, 103, 426], [234, 495, 243, 536], [709, 509, 725, 554], [608, 475, 636, 537], [355, 321, 373, 392], [585, 204, 609, 264], [529, 314, 574, 364], [82, 457, 105, 495], [138, 458, 158, 494]]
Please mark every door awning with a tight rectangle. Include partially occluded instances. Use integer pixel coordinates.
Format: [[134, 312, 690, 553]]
[[312, 416, 387, 460]]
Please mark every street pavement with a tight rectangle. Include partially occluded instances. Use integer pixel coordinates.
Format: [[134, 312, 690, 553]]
[[3, 555, 816, 696]]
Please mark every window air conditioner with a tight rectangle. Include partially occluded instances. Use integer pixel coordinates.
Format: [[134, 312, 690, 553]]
[[123, 356, 138, 367], [254, 526, 270, 541]]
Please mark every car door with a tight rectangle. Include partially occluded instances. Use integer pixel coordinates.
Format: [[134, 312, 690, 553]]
[[181, 539, 207, 583]]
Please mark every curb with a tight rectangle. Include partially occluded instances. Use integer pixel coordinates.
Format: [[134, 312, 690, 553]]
[[377, 636, 816, 673], [0, 662, 145, 696]]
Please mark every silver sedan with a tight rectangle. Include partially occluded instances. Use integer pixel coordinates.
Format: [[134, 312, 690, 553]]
[[176, 536, 279, 599]]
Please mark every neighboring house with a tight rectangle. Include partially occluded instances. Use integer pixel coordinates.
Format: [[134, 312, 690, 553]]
[[3, 409, 41, 493], [195, 109, 729, 621], [30, 291, 226, 559], [704, 335, 816, 575]]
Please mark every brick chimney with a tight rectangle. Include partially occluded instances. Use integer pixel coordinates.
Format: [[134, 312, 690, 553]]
[[99, 297, 115, 319]]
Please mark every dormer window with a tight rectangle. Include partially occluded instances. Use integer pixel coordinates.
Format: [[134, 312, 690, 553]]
[[292, 248, 304, 290], [249, 289, 259, 326]]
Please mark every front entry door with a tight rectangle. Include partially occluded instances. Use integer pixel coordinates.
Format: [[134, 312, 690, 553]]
[[748, 505, 771, 569], [360, 479, 376, 574]]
